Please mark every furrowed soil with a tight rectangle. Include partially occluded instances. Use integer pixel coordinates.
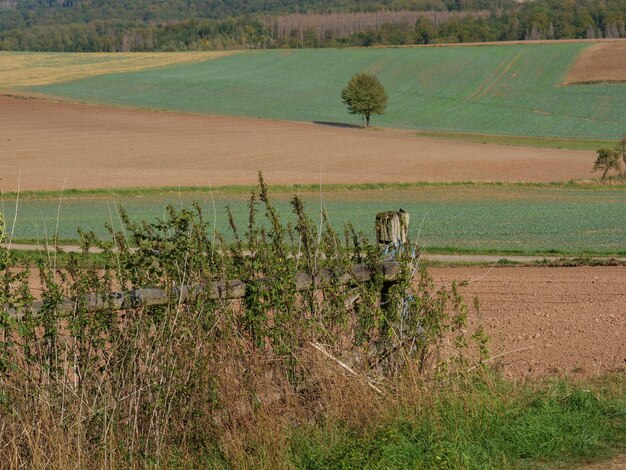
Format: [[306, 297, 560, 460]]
[[565, 41, 626, 85], [0, 95, 596, 192], [431, 266, 626, 378]]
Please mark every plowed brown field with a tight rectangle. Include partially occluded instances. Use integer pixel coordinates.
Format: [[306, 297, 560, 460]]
[[565, 41, 626, 84], [0, 95, 596, 192], [431, 266, 626, 378]]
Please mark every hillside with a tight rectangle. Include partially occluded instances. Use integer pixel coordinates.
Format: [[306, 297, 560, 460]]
[[24, 42, 626, 140]]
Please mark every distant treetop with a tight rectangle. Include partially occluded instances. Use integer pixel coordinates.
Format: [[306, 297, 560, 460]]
[[1, 0, 624, 51]]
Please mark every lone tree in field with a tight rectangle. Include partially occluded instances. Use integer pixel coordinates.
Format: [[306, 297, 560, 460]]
[[341, 73, 388, 127], [593, 147, 622, 180]]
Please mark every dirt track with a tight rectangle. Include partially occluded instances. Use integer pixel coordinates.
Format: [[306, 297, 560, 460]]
[[431, 266, 626, 378], [0, 95, 596, 192]]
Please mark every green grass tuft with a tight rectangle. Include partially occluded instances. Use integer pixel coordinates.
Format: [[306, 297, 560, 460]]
[[289, 376, 626, 469]]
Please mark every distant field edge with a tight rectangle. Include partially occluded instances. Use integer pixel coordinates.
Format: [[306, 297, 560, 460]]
[[7, 41, 626, 141], [369, 37, 626, 49], [412, 130, 615, 151], [5, 243, 626, 260], [3, 180, 626, 201], [0, 50, 238, 88]]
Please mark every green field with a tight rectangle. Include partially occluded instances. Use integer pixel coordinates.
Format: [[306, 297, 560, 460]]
[[29, 43, 626, 140], [4, 185, 626, 255]]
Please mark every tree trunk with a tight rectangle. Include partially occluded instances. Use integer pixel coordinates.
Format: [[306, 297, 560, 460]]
[[602, 167, 609, 180], [365, 114, 370, 127]]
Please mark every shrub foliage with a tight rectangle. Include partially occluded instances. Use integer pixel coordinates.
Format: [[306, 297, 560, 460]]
[[0, 175, 489, 467], [593, 147, 623, 180]]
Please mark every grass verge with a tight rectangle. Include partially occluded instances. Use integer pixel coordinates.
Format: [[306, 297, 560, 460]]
[[4, 182, 626, 255], [284, 373, 626, 470], [3, 180, 626, 201], [422, 246, 626, 258], [414, 130, 614, 151]]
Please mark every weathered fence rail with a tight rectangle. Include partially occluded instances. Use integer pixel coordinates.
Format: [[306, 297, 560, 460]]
[[4, 210, 409, 320], [6, 261, 402, 320]]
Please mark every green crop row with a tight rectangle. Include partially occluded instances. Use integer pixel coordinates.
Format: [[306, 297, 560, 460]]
[[3, 185, 626, 255]]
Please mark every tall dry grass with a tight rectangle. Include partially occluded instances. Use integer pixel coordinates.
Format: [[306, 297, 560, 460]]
[[0, 175, 489, 468]]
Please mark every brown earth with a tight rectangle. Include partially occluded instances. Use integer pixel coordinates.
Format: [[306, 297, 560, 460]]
[[565, 41, 626, 84], [430, 266, 626, 378], [0, 95, 596, 192], [575, 455, 626, 470]]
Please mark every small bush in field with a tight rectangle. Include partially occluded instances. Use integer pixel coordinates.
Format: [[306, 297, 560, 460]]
[[593, 147, 623, 180]]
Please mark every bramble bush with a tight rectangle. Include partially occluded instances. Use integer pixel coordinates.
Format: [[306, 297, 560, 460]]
[[0, 175, 488, 468]]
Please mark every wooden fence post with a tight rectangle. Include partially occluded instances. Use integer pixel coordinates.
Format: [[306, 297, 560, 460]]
[[375, 210, 409, 248], [376, 211, 410, 351]]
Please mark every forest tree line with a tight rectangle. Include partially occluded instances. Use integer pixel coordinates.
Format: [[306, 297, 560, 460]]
[[0, 0, 624, 51]]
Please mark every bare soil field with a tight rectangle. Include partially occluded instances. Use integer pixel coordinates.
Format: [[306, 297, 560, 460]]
[[431, 266, 626, 378], [565, 41, 626, 84], [0, 95, 596, 192]]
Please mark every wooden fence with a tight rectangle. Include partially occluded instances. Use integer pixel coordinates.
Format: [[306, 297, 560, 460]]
[[5, 211, 409, 320]]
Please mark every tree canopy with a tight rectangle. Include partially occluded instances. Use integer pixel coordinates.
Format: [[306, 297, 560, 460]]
[[593, 147, 623, 180], [617, 135, 626, 176], [341, 73, 388, 127], [1, 0, 624, 51]]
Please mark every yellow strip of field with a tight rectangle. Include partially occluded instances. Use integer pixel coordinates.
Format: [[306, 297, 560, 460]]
[[0, 51, 236, 88]]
